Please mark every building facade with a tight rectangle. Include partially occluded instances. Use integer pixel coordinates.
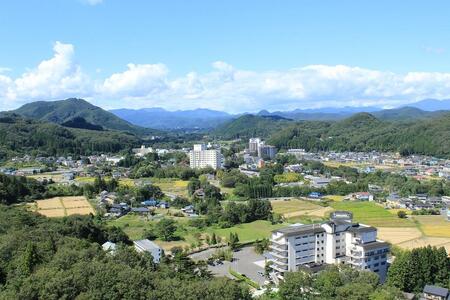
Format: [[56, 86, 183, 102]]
[[258, 143, 277, 160], [249, 138, 261, 154], [269, 211, 390, 283], [189, 144, 222, 170]]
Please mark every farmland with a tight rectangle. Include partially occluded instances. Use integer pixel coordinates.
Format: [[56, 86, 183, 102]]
[[33, 196, 95, 218], [329, 201, 415, 227], [109, 213, 285, 251], [149, 178, 189, 197]]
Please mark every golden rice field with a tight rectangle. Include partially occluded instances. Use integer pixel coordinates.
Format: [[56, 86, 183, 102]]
[[34, 196, 95, 218], [271, 199, 321, 215], [151, 178, 189, 197], [412, 215, 450, 238]]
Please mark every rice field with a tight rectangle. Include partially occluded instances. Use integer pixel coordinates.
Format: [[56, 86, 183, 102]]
[[271, 199, 322, 215], [329, 201, 415, 227], [412, 215, 450, 238], [34, 196, 94, 218], [150, 178, 189, 197]]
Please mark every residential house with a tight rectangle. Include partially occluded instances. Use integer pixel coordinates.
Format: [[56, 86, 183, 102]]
[[421, 285, 449, 300], [134, 239, 163, 263]]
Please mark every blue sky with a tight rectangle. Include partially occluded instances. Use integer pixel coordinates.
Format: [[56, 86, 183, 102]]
[[1, 0, 450, 112]]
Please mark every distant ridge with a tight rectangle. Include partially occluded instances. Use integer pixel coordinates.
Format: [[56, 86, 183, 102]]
[[10, 98, 160, 136], [111, 107, 233, 130]]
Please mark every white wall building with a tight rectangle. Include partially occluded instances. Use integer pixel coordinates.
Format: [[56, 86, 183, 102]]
[[189, 144, 222, 170], [269, 211, 390, 283], [249, 138, 261, 154], [134, 239, 163, 263]]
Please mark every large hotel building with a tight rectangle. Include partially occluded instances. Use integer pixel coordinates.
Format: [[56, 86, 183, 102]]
[[269, 211, 390, 283]]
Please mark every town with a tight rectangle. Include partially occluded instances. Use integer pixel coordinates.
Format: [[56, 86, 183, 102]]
[[1, 136, 449, 299]]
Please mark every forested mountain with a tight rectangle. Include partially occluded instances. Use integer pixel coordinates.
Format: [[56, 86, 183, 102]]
[[0, 206, 250, 299], [213, 114, 293, 139], [372, 107, 447, 121], [111, 107, 233, 130], [11, 98, 160, 136], [0, 114, 141, 159], [269, 112, 450, 158]]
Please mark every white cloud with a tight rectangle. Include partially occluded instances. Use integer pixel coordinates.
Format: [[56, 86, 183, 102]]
[[98, 63, 168, 97], [4, 42, 450, 112]]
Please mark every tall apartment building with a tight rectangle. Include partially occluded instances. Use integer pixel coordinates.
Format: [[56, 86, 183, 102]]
[[269, 211, 390, 283], [189, 144, 222, 170], [249, 138, 261, 154], [258, 143, 277, 160], [248, 138, 277, 160]]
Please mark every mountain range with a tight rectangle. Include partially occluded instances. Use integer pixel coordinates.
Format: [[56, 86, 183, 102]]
[[3, 97, 450, 158], [110, 98, 450, 130]]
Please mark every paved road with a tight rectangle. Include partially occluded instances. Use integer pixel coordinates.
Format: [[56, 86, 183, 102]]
[[189, 246, 267, 285]]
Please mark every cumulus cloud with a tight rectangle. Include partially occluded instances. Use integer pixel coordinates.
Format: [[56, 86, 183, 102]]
[[3, 41, 91, 107], [4, 42, 450, 112]]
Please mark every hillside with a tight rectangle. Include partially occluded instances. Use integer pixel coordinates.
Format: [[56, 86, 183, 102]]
[[372, 107, 446, 121], [0, 113, 141, 159], [213, 114, 293, 139], [269, 112, 450, 158], [111, 107, 233, 130], [12, 98, 160, 136]]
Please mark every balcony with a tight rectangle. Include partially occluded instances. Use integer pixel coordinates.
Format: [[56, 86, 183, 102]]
[[271, 250, 288, 259], [270, 257, 289, 266], [270, 262, 288, 272], [270, 243, 288, 252], [270, 240, 288, 249], [349, 258, 363, 266], [350, 251, 363, 258]]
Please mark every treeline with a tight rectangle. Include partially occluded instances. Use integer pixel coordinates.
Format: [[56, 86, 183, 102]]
[[269, 112, 450, 158], [387, 246, 449, 293], [277, 264, 403, 300], [0, 114, 140, 159], [186, 177, 273, 227], [0, 206, 250, 299]]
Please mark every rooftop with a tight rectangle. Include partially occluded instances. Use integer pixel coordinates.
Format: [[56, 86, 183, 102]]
[[359, 241, 390, 251], [273, 224, 325, 236], [423, 285, 449, 297], [134, 239, 161, 251]]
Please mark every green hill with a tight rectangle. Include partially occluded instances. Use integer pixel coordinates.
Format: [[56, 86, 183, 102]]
[[12, 98, 160, 136], [213, 114, 293, 139], [269, 112, 450, 158], [0, 113, 141, 159]]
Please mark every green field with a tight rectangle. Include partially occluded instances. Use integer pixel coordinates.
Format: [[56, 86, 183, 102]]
[[109, 213, 285, 249], [329, 201, 415, 227], [207, 220, 286, 243], [271, 199, 321, 215]]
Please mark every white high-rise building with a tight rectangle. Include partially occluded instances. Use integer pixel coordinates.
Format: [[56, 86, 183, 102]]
[[249, 138, 261, 154], [269, 211, 390, 283], [189, 144, 222, 170]]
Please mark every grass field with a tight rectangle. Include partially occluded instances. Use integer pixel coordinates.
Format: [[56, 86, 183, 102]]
[[109, 214, 285, 250], [150, 178, 189, 197], [412, 215, 450, 238], [271, 199, 321, 215], [324, 195, 345, 202], [34, 196, 94, 218], [329, 201, 415, 227], [207, 220, 286, 243]]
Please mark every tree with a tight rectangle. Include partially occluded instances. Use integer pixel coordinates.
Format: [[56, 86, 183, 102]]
[[228, 232, 239, 250], [210, 233, 218, 245], [279, 271, 313, 300], [155, 218, 177, 241], [397, 210, 407, 219]]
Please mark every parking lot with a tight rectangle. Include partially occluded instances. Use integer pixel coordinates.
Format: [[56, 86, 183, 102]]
[[189, 246, 267, 285]]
